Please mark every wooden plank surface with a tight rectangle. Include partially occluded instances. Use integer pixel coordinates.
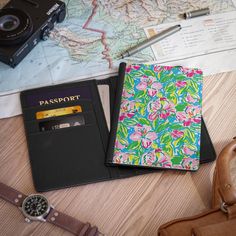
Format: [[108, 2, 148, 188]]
[[0, 71, 236, 236]]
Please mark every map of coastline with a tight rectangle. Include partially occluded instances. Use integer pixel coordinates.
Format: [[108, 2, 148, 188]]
[[0, 0, 236, 95]]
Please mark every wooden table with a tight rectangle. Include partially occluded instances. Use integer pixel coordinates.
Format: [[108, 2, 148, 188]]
[[0, 71, 236, 236]]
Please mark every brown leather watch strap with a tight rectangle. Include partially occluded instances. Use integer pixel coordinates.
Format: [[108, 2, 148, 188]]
[[46, 208, 100, 236], [0, 182, 101, 235], [0, 182, 26, 207]]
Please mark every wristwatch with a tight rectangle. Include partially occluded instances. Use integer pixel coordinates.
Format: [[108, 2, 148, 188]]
[[0, 182, 100, 236]]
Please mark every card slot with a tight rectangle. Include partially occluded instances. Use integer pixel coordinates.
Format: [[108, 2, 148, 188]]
[[25, 111, 97, 134], [23, 100, 94, 121], [26, 123, 110, 191], [28, 123, 96, 136]]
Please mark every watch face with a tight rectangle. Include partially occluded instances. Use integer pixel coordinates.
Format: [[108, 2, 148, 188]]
[[22, 194, 49, 219]]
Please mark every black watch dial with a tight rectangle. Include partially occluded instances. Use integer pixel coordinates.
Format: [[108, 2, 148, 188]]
[[22, 194, 49, 218]]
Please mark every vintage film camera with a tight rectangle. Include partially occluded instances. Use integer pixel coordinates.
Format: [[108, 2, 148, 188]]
[[0, 0, 66, 68]]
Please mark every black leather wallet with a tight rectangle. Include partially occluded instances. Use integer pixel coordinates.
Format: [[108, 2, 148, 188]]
[[21, 76, 216, 192], [20, 79, 155, 192]]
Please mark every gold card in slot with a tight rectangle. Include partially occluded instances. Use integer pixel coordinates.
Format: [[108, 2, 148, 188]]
[[36, 105, 82, 120]]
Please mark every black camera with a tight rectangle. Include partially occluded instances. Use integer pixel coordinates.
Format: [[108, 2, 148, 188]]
[[0, 0, 66, 68]]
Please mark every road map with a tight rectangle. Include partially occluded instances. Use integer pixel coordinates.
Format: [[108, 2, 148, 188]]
[[0, 0, 236, 117]]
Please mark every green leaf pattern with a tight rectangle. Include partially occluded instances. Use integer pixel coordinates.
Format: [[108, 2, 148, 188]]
[[113, 64, 203, 171]]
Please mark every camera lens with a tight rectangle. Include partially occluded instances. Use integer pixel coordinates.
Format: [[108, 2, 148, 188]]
[[0, 8, 33, 46], [0, 15, 20, 31]]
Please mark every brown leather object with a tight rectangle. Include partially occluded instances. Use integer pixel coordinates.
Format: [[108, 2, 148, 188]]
[[192, 219, 236, 236], [158, 139, 236, 236], [0, 182, 26, 207], [46, 208, 99, 236], [0, 182, 100, 236], [212, 139, 236, 207]]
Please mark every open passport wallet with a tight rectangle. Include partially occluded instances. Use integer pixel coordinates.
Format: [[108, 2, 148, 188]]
[[21, 63, 216, 192]]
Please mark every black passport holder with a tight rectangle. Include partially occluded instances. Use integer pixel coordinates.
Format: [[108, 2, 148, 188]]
[[21, 79, 157, 192], [21, 76, 216, 192]]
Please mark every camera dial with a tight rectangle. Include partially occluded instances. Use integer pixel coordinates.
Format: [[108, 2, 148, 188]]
[[57, 8, 66, 23], [41, 26, 50, 41]]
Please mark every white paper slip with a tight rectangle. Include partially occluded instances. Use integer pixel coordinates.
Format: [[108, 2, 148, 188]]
[[145, 11, 236, 64]]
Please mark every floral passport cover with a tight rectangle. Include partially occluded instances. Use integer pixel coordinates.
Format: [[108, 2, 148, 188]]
[[113, 64, 203, 171]]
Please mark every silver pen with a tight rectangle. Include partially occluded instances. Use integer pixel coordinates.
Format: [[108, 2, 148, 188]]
[[183, 8, 210, 19], [119, 24, 181, 59]]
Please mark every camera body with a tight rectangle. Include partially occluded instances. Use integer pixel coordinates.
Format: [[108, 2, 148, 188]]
[[0, 0, 66, 68]]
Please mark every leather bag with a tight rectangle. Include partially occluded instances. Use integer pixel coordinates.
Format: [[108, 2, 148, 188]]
[[158, 139, 236, 236]]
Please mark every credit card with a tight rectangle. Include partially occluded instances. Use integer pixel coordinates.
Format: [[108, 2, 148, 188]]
[[39, 116, 85, 131], [36, 105, 82, 120]]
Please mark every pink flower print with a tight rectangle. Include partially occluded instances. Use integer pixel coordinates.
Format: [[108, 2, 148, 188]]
[[133, 123, 143, 131], [159, 102, 175, 119], [181, 158, 199, 170], [125, 65, 141, 73], [183, 146, 195, 156], [126, 67, 132, 73], [183, 120, 191, 126], [195, 69, 203, 75], [160, 97, 167, 101], [119, 100, 136, 121], [171, 130, 184, 139], [158, 153, 172, 168], [130, 132, 141, 141], [193, 118, 201, 124], [186, 71, 194, 77], [147, 99, 175, 121], [186, 94, 196, 103], [186, 105, 201, 117], [141, 150, 157, 166], [147, 100, 161, 121], [175, 81, 187, 88], [185, 106, 201, 124], [142, 132, 158, 148], [154, 65, 162, 72], [122, 89, 133, 98], [115, 140, 125, 150], [114, 151, 129, 164], [155, 148, 162, 153], [142, 148, 172, 168], [148, 82, 162, 97], [136, 81, 147, 90], [176, 105, 201, 126], [180, 67, 188, 74], [176, 112, 187, 121], [136, 76, 162, 97], [130, 125, 157, 148], [163, 66, 173, 71], [180, 67, 198, 78]]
